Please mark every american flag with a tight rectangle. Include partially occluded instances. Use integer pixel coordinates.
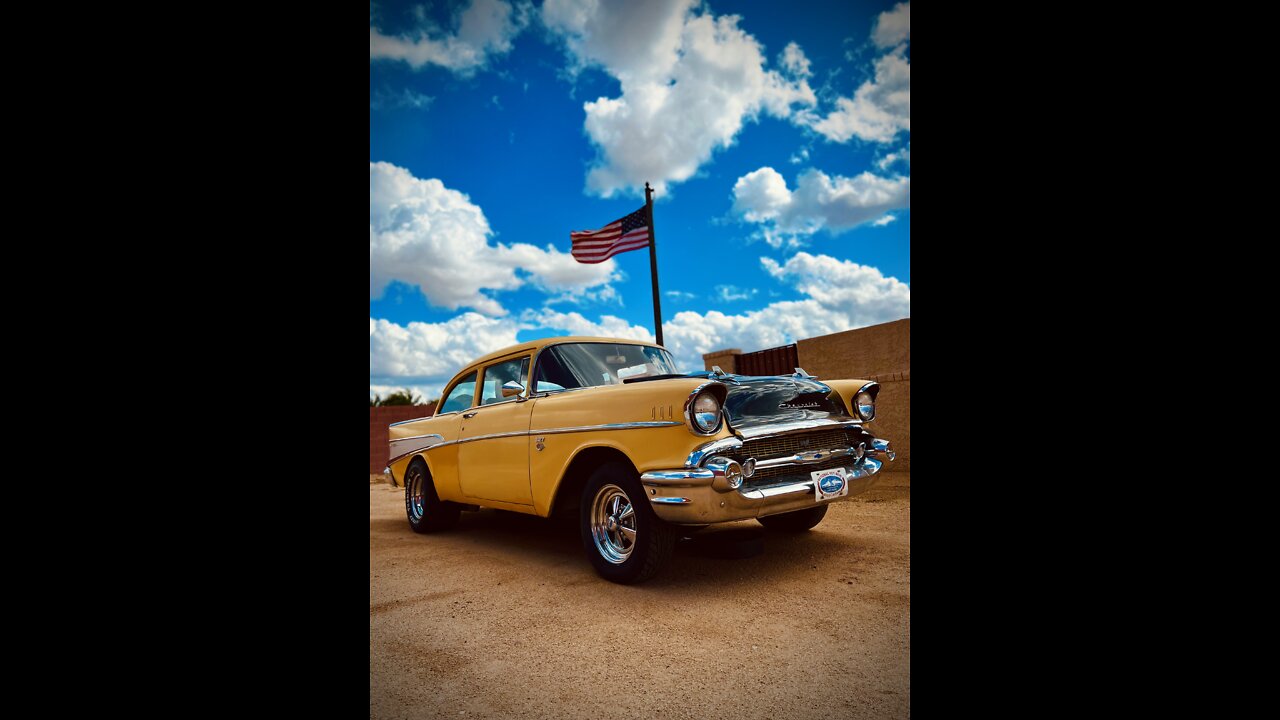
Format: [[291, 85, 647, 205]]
[[570, 206, 651, 264]]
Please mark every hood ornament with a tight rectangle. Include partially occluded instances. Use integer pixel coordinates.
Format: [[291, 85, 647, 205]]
[[709, 366, 740, 384]]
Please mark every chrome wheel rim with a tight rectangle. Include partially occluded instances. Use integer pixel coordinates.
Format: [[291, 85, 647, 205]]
[[407, 466, 426, 522], [590, 484, 637, 565]]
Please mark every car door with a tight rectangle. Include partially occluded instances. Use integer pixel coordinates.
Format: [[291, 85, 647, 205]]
[[422, 370, 477, 502], [457, 355, 534, 506]]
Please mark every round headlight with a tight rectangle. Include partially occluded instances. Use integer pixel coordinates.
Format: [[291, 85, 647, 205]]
[[691, 391, 721, 433], [855, 391, 875, 421]]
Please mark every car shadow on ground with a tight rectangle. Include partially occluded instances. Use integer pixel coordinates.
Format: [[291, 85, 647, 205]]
[[371, 507, 880, 592]]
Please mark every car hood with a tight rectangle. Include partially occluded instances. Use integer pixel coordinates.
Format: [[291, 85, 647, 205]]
[[719, 374, 852, 430], [639, 370, 849, 431], [623, 370, 857, 431]]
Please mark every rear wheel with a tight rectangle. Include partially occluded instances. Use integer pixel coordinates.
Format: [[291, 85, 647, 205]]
[[758, 505, 828, 532], [404, 459, 460, 534], [580, 461, 677, 584]]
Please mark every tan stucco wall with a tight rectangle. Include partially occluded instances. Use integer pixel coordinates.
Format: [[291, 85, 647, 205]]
[[795, 318, 910, 380], [863, 376, 909, 471], [701, 348, 740, 374]]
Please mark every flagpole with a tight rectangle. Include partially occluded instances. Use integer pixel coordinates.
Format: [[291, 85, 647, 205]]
[[645, 182, 664, 347]]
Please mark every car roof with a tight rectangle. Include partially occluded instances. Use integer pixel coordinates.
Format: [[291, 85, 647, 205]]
[[467, 336, 661, 368]]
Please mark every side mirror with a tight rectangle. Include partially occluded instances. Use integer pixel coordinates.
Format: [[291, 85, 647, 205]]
[[501, 381, 525, 398]]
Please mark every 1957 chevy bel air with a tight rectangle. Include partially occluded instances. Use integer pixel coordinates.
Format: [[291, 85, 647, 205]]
[[385, 336, 895, 584]]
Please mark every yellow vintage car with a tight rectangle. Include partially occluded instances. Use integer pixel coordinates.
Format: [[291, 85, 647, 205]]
[[385, 336, 895, 583]]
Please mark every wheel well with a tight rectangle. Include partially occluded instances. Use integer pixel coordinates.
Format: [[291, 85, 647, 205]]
[[405, 455, 433, 490], [549, 446, 635, 519]]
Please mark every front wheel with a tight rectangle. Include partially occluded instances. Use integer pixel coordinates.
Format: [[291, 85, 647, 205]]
[[404, 459, 460, 534], [580, 462, 677, 584], [757, 504, 828, 532]]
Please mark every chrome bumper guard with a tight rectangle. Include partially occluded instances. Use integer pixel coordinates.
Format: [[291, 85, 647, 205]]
[[641, 438, 895, 524]]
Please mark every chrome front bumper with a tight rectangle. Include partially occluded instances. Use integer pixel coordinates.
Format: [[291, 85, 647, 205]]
[[640, 438, 895, 525]]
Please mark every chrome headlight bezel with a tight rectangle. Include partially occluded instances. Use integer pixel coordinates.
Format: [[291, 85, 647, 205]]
[[684, 382, 726, 436], [854, 381, 879, 421]]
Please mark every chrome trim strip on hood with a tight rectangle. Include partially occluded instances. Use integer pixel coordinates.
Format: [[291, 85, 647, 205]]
[[734, 418, 863, 441]]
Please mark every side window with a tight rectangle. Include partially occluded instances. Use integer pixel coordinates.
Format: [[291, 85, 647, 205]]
[[479, 357, 530, 405], [438, 371, 477, 414], [533, 349, 573, 392]]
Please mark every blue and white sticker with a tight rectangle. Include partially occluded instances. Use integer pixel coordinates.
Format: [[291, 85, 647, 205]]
[[813, 467, 850, 500], [818, 473, 846, 494]]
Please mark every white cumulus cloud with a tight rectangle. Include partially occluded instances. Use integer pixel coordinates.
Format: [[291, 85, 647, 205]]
[[877, 144, 910, 171], [522, 309, 654, 341], [659, 253, 910, 371], [370, 0, 530, 74], [370, 161, 617, 315], [872, 2, 911, 48], [798, 1, 909, 144], [543, 0, 816, 196], [732, 166, 910, 244], [800, 47, 910, 144], [370, 314, 524, 399]]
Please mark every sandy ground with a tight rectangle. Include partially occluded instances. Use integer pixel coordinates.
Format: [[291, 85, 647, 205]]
[[370, 472, 910, 720]]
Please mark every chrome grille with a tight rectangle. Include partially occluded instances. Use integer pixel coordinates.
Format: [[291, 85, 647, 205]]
[[739, 429, 848, 462], [745, 454, 852, 488]]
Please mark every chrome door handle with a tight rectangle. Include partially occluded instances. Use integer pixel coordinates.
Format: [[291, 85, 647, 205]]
[[463, 411, 478, 418]]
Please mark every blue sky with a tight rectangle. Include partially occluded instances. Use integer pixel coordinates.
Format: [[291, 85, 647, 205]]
[[370, 0, 910, 400]]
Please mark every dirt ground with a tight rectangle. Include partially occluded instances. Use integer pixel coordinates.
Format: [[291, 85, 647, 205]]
[[370, 472, 910, 719]]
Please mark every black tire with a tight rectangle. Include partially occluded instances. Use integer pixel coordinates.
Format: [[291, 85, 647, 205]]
[[404, 459, 460, 534], [579, 461, 678, 584], [758, 505, 828, 532]]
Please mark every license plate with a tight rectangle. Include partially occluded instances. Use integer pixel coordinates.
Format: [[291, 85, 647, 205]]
[[812, 466, 851, 501]]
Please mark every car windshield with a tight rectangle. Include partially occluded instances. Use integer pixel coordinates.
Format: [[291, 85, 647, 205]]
[[534, 343, 680, 392]]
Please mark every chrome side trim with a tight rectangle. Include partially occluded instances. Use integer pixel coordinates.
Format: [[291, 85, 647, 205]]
[[651, 497, 691, 505], [390, 433, 445, 444], [388, 433, 446, 465], [455, 429, 531, 445], [397, 421, 684, 456], [538, 421, 682, 435], [389, 416, 433, 427], [735, 418, 863, 440], [685, 436, 743, 467]]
